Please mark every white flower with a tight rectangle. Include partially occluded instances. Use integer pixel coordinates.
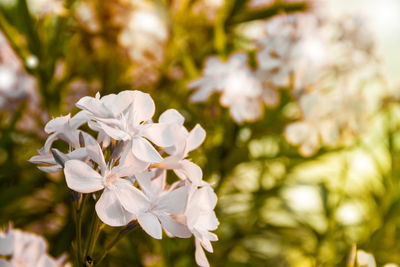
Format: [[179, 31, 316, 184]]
[[76, 90, 177, 163], [0, 32, 37, 112], [64, 139, 147, 226], [0, 226, 69, 267], [185, 185, 219, 267], [124, 171, 192, 239], [31, 89, 218, 266], [189, 52, 271, 123], [154, 109, 206, 185], [285, 91, 338, 156]]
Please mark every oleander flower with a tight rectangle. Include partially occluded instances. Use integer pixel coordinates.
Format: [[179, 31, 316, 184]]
[[0, 226, 70, 267], [188, 52, 277, 124], [30, 90, 219, 266]]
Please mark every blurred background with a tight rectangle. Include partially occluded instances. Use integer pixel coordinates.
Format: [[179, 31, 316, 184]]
[[1, 0, 400, 266]]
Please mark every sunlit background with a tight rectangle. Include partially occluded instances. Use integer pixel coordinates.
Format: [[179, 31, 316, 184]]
[[1, 0, 400, 266]]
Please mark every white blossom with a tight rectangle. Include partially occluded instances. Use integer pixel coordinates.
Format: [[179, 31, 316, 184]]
[[0, 226, 69, 267], [31, 90, 218, 266]]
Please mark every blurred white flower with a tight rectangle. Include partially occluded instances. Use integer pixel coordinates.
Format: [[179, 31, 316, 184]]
[[0, 32, 37, 112], [189, 52, 278, 124], [0, 226, 69, 267], [27, 0, 66, 16]]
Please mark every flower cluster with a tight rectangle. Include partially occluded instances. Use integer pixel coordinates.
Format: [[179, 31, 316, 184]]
[[284, 87, 366, 156], [188, 52, 278, 124], [30, 90, 218, 267], [0, 226, 69, 267], [189, 12, 377, 155]]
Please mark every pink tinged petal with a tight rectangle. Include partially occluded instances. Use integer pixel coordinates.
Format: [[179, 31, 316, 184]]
[[64, 160, 104, 193], [44, 114, 71, 134], [158, 214, 192, 238], [114, 147, 149, 177], [123, 91, 155, 124], [0, 231, 14, 255], [137, 212, 162, 239], [95, 189, 134, 227], [194, 211, 219, 232], [0, 258, 12, 267], [159, 109, 185, 125], [38, 133, 58, 154], [157, 186, 189, 214], [199, 238, 213, 253], [84, 134, 107, 173], [131, 137, 163, 163], [113, 179, 150, 215], [101, 93, 128, 117], [76, 95, 111, 117], [29, 154, 56, 165], [142, 123, 177, 148], [190, 84, 215, 102], [195, 239, 210, 267], [136, 169, 166, 199], [176, 160, 203, 185], [186, 124, 206, 153], [198, 186, 218, 210], [98, 121, 130, 141], [70, 110, 90, 129], [37, 254, 60, 267], [135, 171, 154, 198], [38, 165, 62, 173], [67, 148, 87, 160]]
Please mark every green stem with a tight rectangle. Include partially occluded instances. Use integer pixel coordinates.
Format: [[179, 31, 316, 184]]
[[84, 206, 101, 259], [95, 221, 138, 266]]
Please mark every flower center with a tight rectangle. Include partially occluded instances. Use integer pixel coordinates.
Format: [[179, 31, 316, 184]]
[[104, 172, 118, 188]]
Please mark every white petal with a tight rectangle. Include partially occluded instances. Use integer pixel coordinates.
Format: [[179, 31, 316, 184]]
[[64, 160, 104, 193], [137, 212, 162, 239], [141, 123, 177, 147], [159, 109, 185, 125], [44, 114, 70, 134], [0, 258, 12, 267], [70, 110, 89, 129], [98, 121, 130, 141], [190, 84, 215, 102], [76, 94, 115, 118], [158, 214, 192, 238], [186, 124, 206, 153], [0, 231, 14, 255], [135, 169, 165, 198], [102, 93, 131, 117], [195, 239, 210, 267], [84, 134, 107, 173], [114, 144, 149, 177], [157, 185, 189, 214], [122, 91, 155, 124], [29, 154, 56, 165], [38, 133, 58, 154], [176, 160, 203, 185], [95, 189, 135, 227], [131, 137, 163, 163], [38, 165, 62, 173], [113, 179, 149, 215]]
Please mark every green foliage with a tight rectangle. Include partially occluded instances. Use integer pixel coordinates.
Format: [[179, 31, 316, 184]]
[[0, 0, 399, 266]]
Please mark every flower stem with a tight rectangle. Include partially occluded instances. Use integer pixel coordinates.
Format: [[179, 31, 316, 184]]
[[95, 221, 138, 265], [84, 205, 102, 260]]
